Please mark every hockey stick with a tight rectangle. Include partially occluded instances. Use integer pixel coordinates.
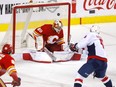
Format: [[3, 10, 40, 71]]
[[4, 82, 12, 84], [0, 79, 16, 87], [28, 32, 33, 39], [5, 82, 18, 87], [44, 47, 57, 62]]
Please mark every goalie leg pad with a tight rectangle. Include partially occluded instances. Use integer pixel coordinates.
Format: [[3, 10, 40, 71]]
[[23, 53, 33, 60], [70, 53, 81, 60]]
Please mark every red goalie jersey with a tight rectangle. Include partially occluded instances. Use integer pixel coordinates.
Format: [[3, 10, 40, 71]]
[[33, 20, 65, 52]]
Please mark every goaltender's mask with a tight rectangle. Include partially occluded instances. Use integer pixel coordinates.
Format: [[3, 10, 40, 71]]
[[53, 20, 63, 33]]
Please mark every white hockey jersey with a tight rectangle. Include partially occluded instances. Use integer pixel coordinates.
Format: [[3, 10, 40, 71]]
[[76, 32, 107, 62]]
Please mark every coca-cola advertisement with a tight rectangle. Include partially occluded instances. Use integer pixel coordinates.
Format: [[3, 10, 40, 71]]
[[0, 0, 116, 23], [75, 0, 116, 17]]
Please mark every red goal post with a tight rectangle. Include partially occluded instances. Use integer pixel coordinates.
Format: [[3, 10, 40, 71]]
[[1, 2, 71, 53]]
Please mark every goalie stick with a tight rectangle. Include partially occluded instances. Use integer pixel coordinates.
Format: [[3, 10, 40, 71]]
[[0, 78, 16, 87], [5, 82, 16, 87], [44, 47, 57, 62], [0, 78, 7, 87]]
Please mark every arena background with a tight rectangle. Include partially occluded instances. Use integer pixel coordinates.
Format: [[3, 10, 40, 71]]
[[0, 0, 116, 32]]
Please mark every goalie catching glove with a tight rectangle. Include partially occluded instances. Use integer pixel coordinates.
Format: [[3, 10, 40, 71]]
[[69, 43, 78, 52]]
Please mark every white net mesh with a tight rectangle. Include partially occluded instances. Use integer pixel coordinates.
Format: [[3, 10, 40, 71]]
[[0, 2, 71, 53]]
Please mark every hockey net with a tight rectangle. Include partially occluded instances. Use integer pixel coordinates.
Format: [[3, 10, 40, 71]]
[[0, 2, 71, 53]]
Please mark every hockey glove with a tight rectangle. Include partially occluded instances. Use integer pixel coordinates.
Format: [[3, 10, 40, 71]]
[[12, 77, 21, 86], [69, 43, 78, 52]]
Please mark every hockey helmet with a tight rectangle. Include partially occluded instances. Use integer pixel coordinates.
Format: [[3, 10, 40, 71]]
[[2, 44, 13, 54], [90, 25, 100, 34], [53, 20, 63, 33]]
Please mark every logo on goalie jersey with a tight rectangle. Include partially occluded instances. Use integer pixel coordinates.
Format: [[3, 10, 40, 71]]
[[46, 0, 59, 13]]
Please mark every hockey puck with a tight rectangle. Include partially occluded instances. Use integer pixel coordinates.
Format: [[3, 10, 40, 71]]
[[57, 13, 60, 16]]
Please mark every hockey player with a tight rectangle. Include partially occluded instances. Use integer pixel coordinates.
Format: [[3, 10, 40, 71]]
[[33, 19, 65, 52], [69, 25, 113, 87], [0, 44, 21, 86]]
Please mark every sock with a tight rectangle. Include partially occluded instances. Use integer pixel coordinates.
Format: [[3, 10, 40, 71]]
[[101, 76, 113, 87], [74, 83, 82, 87], [104, 80, 112, 87], [74, 78, 83, 87]]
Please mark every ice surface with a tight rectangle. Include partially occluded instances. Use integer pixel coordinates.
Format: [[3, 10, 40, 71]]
[[1, 23, 116, 87]]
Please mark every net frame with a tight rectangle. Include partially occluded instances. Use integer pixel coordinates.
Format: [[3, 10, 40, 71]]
[[11, 2, 71, 53]]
